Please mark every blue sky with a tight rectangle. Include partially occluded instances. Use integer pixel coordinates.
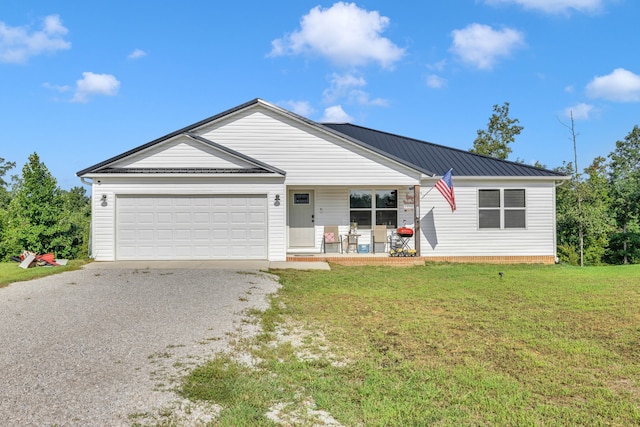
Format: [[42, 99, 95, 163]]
[[2, 0, 639, 189]]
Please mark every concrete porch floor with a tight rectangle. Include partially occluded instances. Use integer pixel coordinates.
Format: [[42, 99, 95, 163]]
[[287, 251, 426, 266]]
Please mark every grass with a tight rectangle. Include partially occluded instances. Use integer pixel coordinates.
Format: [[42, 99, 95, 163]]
[[0, 259, 88, 288], [180, 263, 640, 426]]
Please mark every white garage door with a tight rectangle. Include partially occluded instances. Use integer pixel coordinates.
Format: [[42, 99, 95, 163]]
[[116, 195, 268, 260]]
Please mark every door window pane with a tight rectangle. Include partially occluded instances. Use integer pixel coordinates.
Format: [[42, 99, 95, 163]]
[[294, 193, 309, 204]]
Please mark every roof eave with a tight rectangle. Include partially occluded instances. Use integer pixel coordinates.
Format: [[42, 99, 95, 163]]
[[80, 172, 284, 179], [76, 99, 265, 177]]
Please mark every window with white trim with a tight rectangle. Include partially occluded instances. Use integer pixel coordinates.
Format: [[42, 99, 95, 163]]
[[350, 189, 398, 229], [478, 189, 526, 229]]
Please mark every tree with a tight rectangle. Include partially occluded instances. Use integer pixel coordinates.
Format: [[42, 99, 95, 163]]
[[1, 153, 65, 258], [608, 125, 640, 264], [0, 157, 15, 188], [58, 186, 91, 258], [470, 102, 523, 160], [555, 158, 614, 266], [0, 157, 15, 209]]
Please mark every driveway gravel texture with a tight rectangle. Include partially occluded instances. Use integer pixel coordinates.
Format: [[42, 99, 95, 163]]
[[0, 265, 281, 426]]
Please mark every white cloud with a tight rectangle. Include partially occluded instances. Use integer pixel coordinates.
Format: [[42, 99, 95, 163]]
[[586, 68, 640, 102], [269, 2, 405, 69], [484, 0, 605, 14], [72, 72, 120, 103], [321, 105, 354, 123], [427, 59, 447, 72], [348, 90, 388, 107], [322, 72, 388, 106], [450, 23, 525, 70], [323, 72, 366, 103], [0, 14, 71, 63], [280, 100, 315, 117], [42, 82, 70, 92], [426, 74, 447, 88], [563, 102, 596, 120], [128, 48, 147, 59]]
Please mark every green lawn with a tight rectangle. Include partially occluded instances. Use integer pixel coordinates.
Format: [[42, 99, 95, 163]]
[[181, 263, 640, 426], [0, 260, 88, 288]]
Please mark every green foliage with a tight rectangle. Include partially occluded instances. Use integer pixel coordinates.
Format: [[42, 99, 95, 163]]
[[0, 153, 90, 260], [470, 102, 523, 160], [606, 231, 640, 264], [556, 243, 579, 265], [555, 158, 614, 265], [0, 157, 16, 189], [608, 125, 640, 264]]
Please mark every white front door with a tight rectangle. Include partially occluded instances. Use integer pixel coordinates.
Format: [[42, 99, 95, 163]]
[[288, 191, 315, 247]]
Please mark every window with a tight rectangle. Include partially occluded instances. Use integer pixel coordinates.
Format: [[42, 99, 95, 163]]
[[504, 189, 526, 228], [294, 193, 310, 204], [350, 189, 397, 229], [478, 189, 526, 229]]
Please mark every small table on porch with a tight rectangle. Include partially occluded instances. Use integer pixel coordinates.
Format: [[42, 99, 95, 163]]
[[344, 233, 360, 253]]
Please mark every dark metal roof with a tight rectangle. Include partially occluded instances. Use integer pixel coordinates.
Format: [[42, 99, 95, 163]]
[[77, 98, 566, 179], [321, 123, 565, 178]]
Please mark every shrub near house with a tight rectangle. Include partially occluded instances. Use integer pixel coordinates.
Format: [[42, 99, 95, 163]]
[[0, 153, 90, 261]]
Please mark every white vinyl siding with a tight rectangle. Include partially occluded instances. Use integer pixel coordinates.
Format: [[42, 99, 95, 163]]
[[478, 189, 527, 229], [419, 179, 556, 257], [295, 187, 414, 251], [196, 107, 421, 187], [89, 177, 285, 261], [110, 135, 253, 169]]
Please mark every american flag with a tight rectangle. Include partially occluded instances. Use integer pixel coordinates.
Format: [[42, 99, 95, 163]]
[[435, 169, 456, 212]]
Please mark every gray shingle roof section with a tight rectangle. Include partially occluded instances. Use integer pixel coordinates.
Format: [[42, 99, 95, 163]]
[[321, 123, 565, 177]]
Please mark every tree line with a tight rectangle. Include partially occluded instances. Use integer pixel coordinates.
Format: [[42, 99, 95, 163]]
[[473, 103, 640, 266], [0, 153, 90, 261]]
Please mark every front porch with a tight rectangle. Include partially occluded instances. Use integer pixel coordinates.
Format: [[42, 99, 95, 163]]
[[286, 252, 557, 266], [287, 252, 426, 266]]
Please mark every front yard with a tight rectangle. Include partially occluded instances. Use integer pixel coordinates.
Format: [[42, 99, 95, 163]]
[[0, 260, 87, 288], [180, 263, 640, 426]]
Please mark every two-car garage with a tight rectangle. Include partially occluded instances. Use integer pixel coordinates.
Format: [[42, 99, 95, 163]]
[[115, 195, 268, 260]]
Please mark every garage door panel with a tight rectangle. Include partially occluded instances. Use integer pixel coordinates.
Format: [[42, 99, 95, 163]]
[[117, 195, 267, 260], [193, 212, 210, 224], [157, 212, 172, 223]]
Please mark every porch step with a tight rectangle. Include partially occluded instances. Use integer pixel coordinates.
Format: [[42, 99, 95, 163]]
[[286, 256, 425, 266]]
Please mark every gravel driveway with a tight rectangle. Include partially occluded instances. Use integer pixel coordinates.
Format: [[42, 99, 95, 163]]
[[0, 264, 281, 426]]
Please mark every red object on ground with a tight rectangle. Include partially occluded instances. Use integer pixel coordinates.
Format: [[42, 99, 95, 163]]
[[36, 253, 58, 266]]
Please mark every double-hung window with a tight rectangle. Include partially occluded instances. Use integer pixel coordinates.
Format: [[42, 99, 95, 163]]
[[350, 189, 398, 229], [478, 189, 526, 229]]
